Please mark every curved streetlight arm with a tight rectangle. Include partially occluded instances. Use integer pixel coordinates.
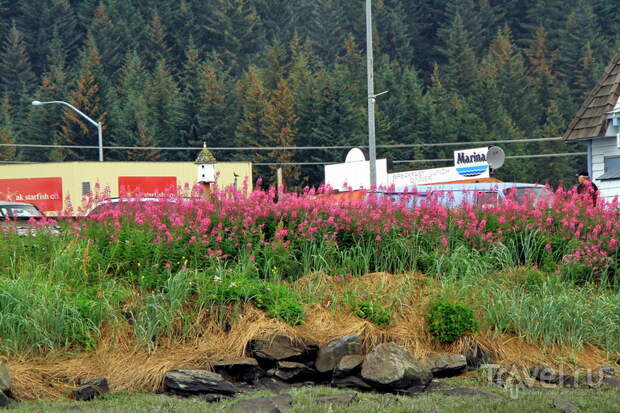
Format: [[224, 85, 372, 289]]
[[33, 100, 99, 128], [32, 100, 103, 161]]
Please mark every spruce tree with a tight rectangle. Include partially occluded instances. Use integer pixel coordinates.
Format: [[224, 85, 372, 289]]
[[204, 0, 262, 75], [0, 94, 16, 161], [480, 28, 536, 133], [442, 12, 479, 98], [144, 11, 172, 71], [525, 26, 559, 125], [88, 2, 127, 78], [0, 24, 36, 110], [110, 51, 159, 161], [262, 79, 300, 188], [144, 59, 183, 160], [58, 40, 108, 161], [23, 33, 69, 161]]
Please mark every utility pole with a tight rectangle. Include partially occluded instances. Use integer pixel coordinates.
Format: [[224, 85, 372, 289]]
[[365, 0, 376, 188]]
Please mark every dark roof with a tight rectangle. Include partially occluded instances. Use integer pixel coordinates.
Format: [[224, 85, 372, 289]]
[[598, 166, 620, 181], [564, 48, 620, 142]]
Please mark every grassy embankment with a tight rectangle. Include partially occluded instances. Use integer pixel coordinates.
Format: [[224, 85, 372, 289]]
[[0, 186, 618, 400]]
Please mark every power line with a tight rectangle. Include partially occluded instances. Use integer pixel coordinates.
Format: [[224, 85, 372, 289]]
[[0, 136, 565, 152], [392, 152, 588, 164]]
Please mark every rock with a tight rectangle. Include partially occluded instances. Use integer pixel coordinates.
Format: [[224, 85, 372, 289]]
[[275, 361, 318, 383], [201, 394, 224, 403], [256, 376, 291, 393], [334, 355, 364, 378], [598, 366, 615, 376], [463, 344, 492, 368], [552, 398, 581, 413], [601, 376, 620, 388], [73, 378, 109, 401], [425, 380, 451, 392], [164, 370, 236, 396], [249, 336, 318, 367], [422, 353, 467, 378], [530, 365, 560, 383], [0, 362, 10, 395], [315, 336, 362, 373], [232, 394, 293, 413], [314, 392, 358, 405], [213, 358, 260, 384], [331, 376, 374, 392], [530, 365, 578, 387], [439, 386, 502, 400], [0, 391, 9, 408], [424, 410, 443, 413], [361, 342, 432, 390]]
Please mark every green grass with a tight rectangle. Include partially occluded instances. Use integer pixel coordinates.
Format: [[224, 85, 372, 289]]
[[6, 381, 620, 413]]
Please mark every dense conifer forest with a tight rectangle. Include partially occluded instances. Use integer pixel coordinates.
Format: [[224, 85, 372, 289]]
[[0, 0, 618, 186]]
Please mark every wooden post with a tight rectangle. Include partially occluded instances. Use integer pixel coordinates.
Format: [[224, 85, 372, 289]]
[[277, 167, 283, 199]]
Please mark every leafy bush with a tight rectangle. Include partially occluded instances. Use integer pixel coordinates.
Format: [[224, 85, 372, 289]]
[[353, 301, 392, 327], [427, 300, 478, 343]]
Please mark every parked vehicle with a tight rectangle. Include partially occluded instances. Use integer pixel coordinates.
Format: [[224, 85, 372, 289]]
[[0, 201, 59, 235], [374, 182, 552, 208]]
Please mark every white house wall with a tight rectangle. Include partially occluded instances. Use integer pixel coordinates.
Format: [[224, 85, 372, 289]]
[[592, 137, 620, 202]]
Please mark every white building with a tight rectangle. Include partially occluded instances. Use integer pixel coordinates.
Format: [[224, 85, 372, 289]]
[[564, 49, 620, 201]]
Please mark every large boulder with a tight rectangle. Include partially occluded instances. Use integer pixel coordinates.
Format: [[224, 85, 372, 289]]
[[0, 361, 10, 395], [164, 370, 236, 396], [249, 336, 318, 367], [73, 378, 109, 401], [361, 343, 432, 390], [315, 336, 362, 373], [333, 355, 364, 378], [0, 390, 9, 408], [421, 353, 467, 377]]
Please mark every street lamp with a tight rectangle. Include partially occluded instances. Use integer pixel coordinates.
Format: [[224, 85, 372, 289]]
[[31, 100, 104, 162]]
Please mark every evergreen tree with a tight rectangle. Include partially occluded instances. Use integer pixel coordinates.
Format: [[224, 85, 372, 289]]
[[196, 59, 236, 152], [442, 12, 479, 98], [57, 40, 108, 161], [110, 51, 159, 161], [144, 11, 172, 70], [525, 26, 559, 125], [144, 58, 183, 160], [235, 65, 268, 151], [374, 0, 414, 64], [480, 28, 536, 133], [306, 0, 350, 63], [0, 95, 16, 161], [88, 2, 127, 78], [0, 24, 36, 110], [204, 0, 262, 75], [556, 0, 607, 93], [23, 33, 69, 161], [262, 79, 300, 188]]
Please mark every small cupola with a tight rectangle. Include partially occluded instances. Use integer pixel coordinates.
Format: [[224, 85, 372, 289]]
[[195, 143, 217, 183]]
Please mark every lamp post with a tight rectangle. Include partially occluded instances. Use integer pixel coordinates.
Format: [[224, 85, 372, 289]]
[[366, 0, 376, 188], [32, 100, 103, 162]]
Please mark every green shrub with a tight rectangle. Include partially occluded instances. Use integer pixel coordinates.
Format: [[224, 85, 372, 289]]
[[353, 301, 392, 327], [427, 300, 478, 343]]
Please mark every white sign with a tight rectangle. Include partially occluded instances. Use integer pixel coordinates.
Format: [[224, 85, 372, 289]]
[[389, 167, 462, 187], [325, 159, 388, 191], [454, 147, 490, 178]]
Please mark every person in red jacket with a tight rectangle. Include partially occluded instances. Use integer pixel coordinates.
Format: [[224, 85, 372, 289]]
[[576, 170, 599, 206]]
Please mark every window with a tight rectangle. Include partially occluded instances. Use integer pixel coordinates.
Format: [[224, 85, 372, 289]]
[[82, 181, 91, 196], [604, 156, 620, 173]]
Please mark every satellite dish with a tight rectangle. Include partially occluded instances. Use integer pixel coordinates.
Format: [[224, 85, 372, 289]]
[[487, 146, 505, 170], [345, 148, 367, 163]]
